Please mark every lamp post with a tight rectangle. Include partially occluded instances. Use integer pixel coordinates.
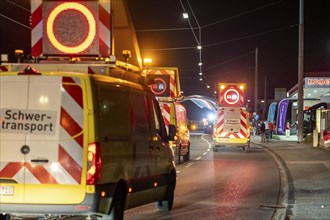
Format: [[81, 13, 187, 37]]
[[297, 0, 304, 142], [254, 47, 258, 114]]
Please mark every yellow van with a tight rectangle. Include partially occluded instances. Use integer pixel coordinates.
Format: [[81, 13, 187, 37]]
[[159, 101, 190, 165], [0, 66, 176, 219]]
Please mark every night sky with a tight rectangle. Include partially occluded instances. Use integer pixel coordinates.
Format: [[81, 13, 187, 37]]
[[1, 0, 329, 101], [126, 0, 330, 100]]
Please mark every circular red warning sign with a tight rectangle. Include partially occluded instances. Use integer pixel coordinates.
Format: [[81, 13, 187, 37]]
[[46, 2, 96, 54], [150, 78, 167, 95], [224, 88, 240, 105]]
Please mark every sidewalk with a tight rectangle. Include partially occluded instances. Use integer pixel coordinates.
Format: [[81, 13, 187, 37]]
[[251, 135, 330, 220]]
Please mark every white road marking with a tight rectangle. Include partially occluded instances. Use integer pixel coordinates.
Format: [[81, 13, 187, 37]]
[[185, 162, 194, 168], [179, 134, 213, 173]]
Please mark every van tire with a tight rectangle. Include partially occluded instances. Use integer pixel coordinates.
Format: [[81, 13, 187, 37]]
[[244, 141, 250, 153], [174, 146, 181, 165], [155, 170, 176, 212], [109, 183, 127, 220], [0, 214, 10, 220], [182, 145, 190, 162]]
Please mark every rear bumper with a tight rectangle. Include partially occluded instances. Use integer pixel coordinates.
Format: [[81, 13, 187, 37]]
[[0, 193, 99, 217], [213, 137, 250, 147]]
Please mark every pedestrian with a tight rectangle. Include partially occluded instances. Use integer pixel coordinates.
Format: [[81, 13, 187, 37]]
[[285, 121, 291, 138], [252, 119, 257, 136], [265, 120, 269, 142], [268, 121, 274, 140], [260, 120, 266, 143]]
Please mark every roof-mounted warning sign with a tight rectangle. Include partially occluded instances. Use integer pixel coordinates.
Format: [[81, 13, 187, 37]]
[[31, 0, 111, 57]]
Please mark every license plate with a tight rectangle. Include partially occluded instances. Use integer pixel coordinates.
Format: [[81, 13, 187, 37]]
[[218, 138, 230, 142], [0, 186, 14, 195]]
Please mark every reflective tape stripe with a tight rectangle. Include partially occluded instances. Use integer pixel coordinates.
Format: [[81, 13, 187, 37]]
[[99, 2, 111, 56], [25, 163, 58, 184], [0, 162, 24, 178], [0, 65, 8, 72], [59, 145, 82, 183], [31, 0, 42, 57]]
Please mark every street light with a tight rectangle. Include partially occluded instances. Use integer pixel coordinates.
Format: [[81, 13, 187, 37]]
[[183, 13, 188, 19], [143, 58, 152, 65]]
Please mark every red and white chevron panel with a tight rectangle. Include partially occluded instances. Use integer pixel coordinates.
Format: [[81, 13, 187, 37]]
[[148, 69, 176, 98], [160, 102, 171, 134], [0, 77, 83, 184], [0, 65, 8, 72], [31, 0, 43, 57], [214, 108, 248, 140], [99, 1, 111, 57]]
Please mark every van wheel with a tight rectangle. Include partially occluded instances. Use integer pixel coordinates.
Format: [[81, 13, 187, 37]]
[[245, 141, 250, 153], [155, 171, 176, 211], [174, 146, 181, 165], [0, 214, 10, 220], [109, 184, 126, 220], [213, 145, 218, 152], [182, 145, 190, 162]]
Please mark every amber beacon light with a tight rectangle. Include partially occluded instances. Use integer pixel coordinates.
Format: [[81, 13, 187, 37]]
[[46, 2, 96, 54]]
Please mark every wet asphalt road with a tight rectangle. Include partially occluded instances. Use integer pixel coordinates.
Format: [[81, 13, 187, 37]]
[[125, 133, 281, 220]]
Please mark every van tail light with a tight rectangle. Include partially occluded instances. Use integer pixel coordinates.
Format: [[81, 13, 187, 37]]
[[87, 142, 102, 185]]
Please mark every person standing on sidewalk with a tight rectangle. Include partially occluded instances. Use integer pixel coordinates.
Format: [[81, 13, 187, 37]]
[[252, 119, 257, 136], [264, 120, 269, 142], [260, 120, 266, 143], [285, 121, 291, 138], [268, 121, 274, 140]]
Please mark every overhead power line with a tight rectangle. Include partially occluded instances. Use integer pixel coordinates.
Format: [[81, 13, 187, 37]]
[[140, 24, 297, 51], [203, 24, 298, 48], [179, 0, 200, 45], [0, 14, 31, 30], [136, 27, 196, 32], [201, 0, 285, 29], [135, 0, 285, 32], [205, 50, 255, 72], [141, 45, 195, 51], [6, 0, 30, 12]]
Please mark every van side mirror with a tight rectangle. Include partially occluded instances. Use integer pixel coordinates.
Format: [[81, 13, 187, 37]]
[[168, 124, 176, 141]]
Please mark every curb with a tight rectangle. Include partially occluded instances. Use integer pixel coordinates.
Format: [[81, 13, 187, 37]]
[[252, 141, 295, 220]]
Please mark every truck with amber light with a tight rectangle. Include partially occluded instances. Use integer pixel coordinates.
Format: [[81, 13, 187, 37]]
[[213, 83, 251, 152], [144, 67, 191, 165]]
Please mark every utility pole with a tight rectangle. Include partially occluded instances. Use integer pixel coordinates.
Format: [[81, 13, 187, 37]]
[[297, 0, 304, 142], [264, 75, 267, 120], [254, 47, 258, 114]]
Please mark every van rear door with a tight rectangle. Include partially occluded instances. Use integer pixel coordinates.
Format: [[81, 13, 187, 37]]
[[0, 74, 86, 204]]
